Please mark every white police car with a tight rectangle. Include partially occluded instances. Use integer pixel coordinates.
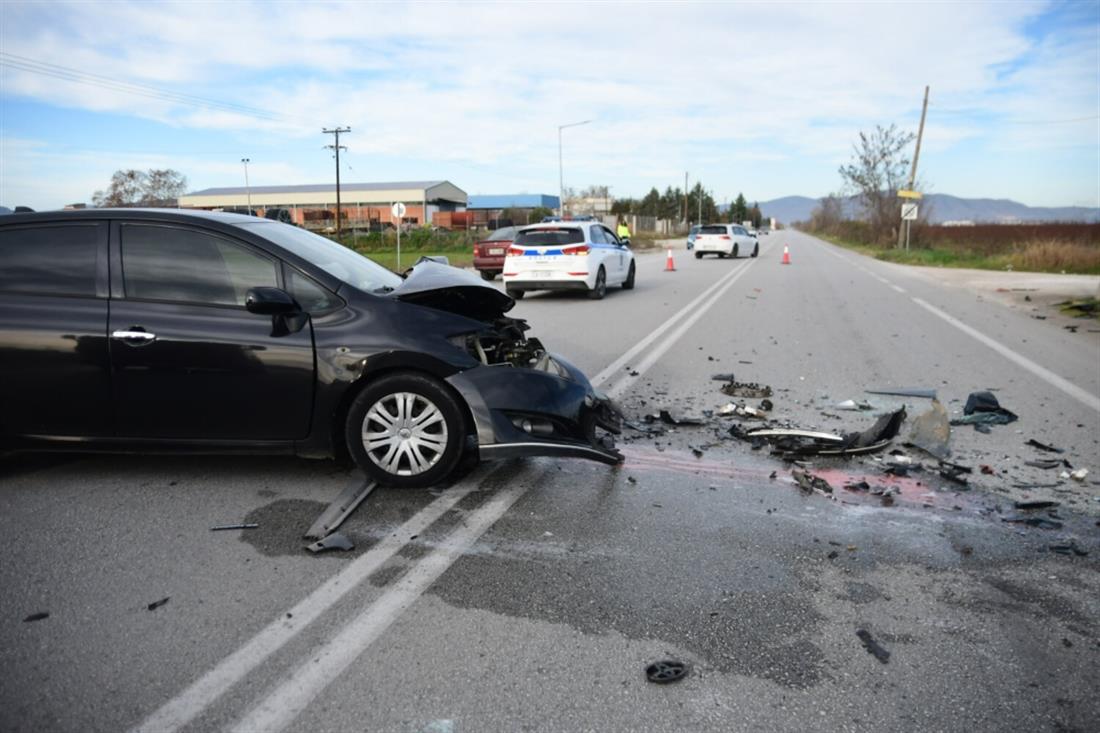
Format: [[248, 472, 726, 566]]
[[502, 221, 636, 300]]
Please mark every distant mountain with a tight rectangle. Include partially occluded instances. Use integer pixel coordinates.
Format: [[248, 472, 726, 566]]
[[757, 194, 1100, 225]]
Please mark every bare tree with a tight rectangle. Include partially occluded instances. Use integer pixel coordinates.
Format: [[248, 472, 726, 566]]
[[838, 124, 915, 243], [93, 169, 188, 208], [810, 194, 844, 232]]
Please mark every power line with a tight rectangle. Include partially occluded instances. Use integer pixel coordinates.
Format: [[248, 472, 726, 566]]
[[0, 52, 284, 122]]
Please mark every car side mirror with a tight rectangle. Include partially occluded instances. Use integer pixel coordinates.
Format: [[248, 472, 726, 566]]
[[246, 287, 300, 315]]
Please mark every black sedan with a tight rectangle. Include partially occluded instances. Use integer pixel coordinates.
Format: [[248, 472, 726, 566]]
[[0, 209, 622, 487]]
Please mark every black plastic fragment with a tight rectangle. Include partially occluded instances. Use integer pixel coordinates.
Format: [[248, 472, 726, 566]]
[[1024, 459, 1062, 469], [147, 597, 170, 611], [1026, 439, 1064, 453], [1002, 515, 1063, 530], [211, 523, 259, 531], [23, 612, 49, 623], [1049, 540, 1089, 557], [1014, 500, 1060, 510], [856, 629, 891, 664], [645, 659, 689, 684]]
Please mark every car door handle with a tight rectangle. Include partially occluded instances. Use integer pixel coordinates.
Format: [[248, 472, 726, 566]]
[[111, 329, 157, 345]]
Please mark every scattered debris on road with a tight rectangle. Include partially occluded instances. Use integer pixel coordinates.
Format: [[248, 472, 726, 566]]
[[792, 469, 834, 495], [306, 532, 355, 553], [866, 387, 937, 399], [22, 612, 49, 623], [210, 523, 259, 531], [1026, 439, 1064, 453], [1049, 540, 1089, 557], [644, 409, 705, 426], [1015, 500, 1060, 510], [713, 374, 773, 398], [147, 597, 170, 611], [645, 659, 690, 684], [856, 629, 891, 664], [950, 391, 1018, 430], [907, 400, 951, 459]]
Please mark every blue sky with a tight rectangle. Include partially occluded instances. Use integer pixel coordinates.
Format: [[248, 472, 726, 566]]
[[1, 0, 1097, 211]]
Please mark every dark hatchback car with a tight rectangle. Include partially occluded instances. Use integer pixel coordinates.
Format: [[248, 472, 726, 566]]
[[0, 210, 622, 487], [472, 226, 519, 281]]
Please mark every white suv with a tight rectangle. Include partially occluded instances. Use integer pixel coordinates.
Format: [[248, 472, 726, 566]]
[[502, 222, 636, 300], [693, 224, 758, 259]]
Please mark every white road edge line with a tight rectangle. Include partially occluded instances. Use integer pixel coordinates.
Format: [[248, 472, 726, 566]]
[[910, 296, 1100, 412], [817, 237, 1100, 413], [589, 258, 754, 389], [215, 254, 758, 732], [228, 482, 531, 733], [128, 485, 477, 733]]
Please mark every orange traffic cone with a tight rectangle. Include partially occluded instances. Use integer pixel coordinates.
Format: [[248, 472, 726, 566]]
[[781, 245, 791, 265], [664, 248, 676, 272]]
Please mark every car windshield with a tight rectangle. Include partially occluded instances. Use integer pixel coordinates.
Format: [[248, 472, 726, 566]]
[[238, 221, 402, 293], [515, 227, 585, 246], [487, 227, 517, 242], [700, 225, 728, 235]]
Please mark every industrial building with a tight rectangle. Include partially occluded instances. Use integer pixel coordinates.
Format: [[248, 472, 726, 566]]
[[178, 181, 467, 229]]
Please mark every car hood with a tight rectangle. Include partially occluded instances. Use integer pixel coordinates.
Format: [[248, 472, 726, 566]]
[[387, 260, 515, 322]]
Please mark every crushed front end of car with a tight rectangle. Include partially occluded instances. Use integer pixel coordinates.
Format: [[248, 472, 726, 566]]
[[444, 317, 623, 465], [390, 261, 623, 466]]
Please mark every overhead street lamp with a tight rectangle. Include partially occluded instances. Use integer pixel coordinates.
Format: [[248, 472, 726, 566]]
[[558, 119, 591, 217], [241, 158, 252, 216]]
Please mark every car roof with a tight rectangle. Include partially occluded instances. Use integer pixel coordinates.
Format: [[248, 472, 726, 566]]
[[518, 221, 591, 232], [0, 208, 267, 227]]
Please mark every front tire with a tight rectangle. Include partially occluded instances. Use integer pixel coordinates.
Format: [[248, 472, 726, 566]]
[[506, 288, 525, 300], [346, 373, 465, 488], [622, 261, 636, 290], [732, 244, 739, 258], [751, 244, 759, 258], [694, 252, 703, 259], [587, 266, 607, 300]]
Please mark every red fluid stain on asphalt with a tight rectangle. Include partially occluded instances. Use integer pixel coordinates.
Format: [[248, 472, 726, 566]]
[[619, 445, 980, 511]]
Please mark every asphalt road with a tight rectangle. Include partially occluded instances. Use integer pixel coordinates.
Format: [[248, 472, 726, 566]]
[[2, 231, 1098, 733]]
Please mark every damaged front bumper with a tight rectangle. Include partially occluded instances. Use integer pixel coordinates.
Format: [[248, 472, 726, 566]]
[[446, 352, 624, 466]]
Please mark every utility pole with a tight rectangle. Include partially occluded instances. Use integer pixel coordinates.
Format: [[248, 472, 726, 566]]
[[241, 158, 252, 216], [896, 86, 929, 249], [558, 120, 590, 218], [323, 126, 350, 238]]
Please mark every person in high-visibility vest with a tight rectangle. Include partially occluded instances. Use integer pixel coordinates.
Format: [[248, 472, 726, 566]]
[[617, 220, 631, 240]]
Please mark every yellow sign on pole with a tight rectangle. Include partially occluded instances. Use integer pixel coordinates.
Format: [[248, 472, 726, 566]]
[[897, 189, 923, 200]]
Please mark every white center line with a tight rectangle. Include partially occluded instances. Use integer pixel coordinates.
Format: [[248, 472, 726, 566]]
[[128, 485, 477, 733]]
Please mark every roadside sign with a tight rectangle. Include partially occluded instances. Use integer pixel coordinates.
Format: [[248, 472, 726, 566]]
[[391, 202, 407, 218], [901, 202, 919, 220], [897, 189, 922, 200]]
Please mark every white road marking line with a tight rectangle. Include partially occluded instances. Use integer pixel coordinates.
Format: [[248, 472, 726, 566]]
[[128, 485, 477, 733], [228, 481, 531, 733], [815, 236, 1100, 413], [589, 259, 753, 389], [602, 260, 758, 399], [910, 296, 1100, 412], [133, 255, 758, 733]]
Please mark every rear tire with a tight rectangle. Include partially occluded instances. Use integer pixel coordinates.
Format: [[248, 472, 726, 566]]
[[587, 266, 607, 300], [732, 244, 740, 258], [751, 244, 759, 258], [506, 288, 525, 300], [622, 261, 636, 290], [694, 252, 703, 259], [346, 373, 466, 489], [480, 270, 496, 281]]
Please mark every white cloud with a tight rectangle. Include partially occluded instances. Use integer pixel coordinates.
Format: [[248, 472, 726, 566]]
[[1, 0, 1096, 208]]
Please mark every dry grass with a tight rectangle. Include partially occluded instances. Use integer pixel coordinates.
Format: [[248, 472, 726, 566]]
[[1007, 240, 1100, 273]]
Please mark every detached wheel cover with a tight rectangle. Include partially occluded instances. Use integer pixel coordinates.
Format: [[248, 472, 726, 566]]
[[362, 391, 449, 476]]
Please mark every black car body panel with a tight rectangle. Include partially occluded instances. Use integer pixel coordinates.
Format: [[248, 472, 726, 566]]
[[0, 209, 622, 477]]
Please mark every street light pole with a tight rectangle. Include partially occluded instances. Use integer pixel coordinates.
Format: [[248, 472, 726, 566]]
[[241, 158, 252, 216], [558, 119, 591, 217]]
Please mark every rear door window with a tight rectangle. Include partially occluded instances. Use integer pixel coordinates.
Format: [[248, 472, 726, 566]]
[[121, 224, 277, 306], [515, 228, 585, 246], [589, 226, 606, 244], [0, 224, 99, 296], [700, 225, 728, 235]]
